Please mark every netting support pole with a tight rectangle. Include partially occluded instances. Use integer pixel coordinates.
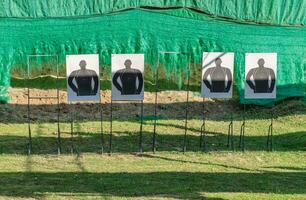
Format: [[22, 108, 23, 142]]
[[139, 100, 144, 153], [267, 110, 273, 152], [239, 104, 246, 152]]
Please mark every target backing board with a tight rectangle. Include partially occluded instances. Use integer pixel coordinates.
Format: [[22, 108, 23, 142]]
[[201, 52, 234, 98], [111, 54, 144, 101], [245, 53, 277, 99], [66, 54, 100, 102]]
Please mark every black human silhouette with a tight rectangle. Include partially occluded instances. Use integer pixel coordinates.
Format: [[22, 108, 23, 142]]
[[203, 57, 232, 93], [68, 60, 99, 96], [246, 58, 275, 93], [112, 59, 143, 95]]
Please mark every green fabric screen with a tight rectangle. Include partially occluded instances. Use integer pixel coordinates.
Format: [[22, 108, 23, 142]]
[[1, 0, 305, 26], [0, 1, 305, 104]]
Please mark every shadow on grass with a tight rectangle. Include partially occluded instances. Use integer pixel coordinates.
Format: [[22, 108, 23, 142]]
[[0, 131, 305, 155], [0, 171, 305, 199]]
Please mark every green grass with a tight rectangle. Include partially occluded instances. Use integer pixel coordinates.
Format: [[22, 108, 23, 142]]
[[0, 109, 305, 199], [1, 76, 305, 199]]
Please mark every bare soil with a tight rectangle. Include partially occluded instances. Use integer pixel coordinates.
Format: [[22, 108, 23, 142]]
[[1, 87, 238, 123]]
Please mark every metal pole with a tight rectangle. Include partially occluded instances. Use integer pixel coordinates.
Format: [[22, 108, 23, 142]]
[[109, 99, 113, 155], [227, 118, 231, 147], [100, 100, 104, 154], [231, 115, 234, 150], [152, 52, 190, 153], [139, 100, 144, 153], [183, 55, 191, 153], [267, 124, 271, 151], [26, 55, 60, 155], [243, 105, 246, 151], [152, 54, 160, 154], [227, 114, 234, 150], [27, 85, 32, 155], [239, 104, 246, 151], [270, 112, 273, 151], [99, 76, 104, 154], [56, 56, 61, 155], [267, 110, 273, 151], [27, 56, 32, 155], [200, 98, 204, 148], [202, 98, 208, 152], [70, 103, 75, 154]]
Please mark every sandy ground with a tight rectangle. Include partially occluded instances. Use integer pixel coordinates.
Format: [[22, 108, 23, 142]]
[[0, 88, 237, 123]]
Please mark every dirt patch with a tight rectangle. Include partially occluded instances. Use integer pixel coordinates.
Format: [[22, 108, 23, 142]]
[[1, 88, 238, 123]]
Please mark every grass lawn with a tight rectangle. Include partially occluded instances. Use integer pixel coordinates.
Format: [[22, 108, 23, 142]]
[[0, 105, 305, 199], [0, 75, 304, 199]]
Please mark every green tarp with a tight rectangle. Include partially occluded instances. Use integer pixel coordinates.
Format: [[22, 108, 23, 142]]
[[1, 0, 305, 26], [0, 1, 305, 104]]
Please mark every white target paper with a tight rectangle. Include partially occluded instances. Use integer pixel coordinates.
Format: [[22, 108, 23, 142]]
[[66, 54, 100, 102], [245, 53, 277, 99], [201, 52, 234, 98], [111, 54, 144, 101]]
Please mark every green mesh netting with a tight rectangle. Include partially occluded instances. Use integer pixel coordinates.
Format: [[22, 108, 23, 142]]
[[1, 0, 305, 26], [0, 1, 305, 105]]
